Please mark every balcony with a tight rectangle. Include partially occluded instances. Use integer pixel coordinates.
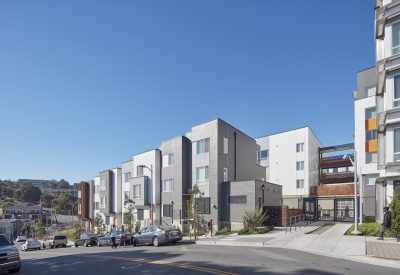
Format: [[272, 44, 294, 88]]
[[320, 171, 354, 184], [310, 184, 355, 196], [320, 154, 353, 169]]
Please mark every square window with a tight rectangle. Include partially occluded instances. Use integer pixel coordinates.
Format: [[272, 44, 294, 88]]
[[296, 180, 304, 189], [296, 161, 304, 171], [365, 86, 376, 98], [196, 138, 210, 154], [196, 166, 209, 185], [365, 174, 379, 185], [123, 172, 131, 183], [162, 179, 173, 192], [162, 154, 174, 167], [296, 143, 304, 153], [366, 130, 377, 141], [365, 108, 376, 119], [260, 150, 269, 159], [366, 152, 377, 163]]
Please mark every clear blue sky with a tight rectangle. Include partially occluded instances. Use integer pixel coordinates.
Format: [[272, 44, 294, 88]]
[[0, 1, 375, 184]]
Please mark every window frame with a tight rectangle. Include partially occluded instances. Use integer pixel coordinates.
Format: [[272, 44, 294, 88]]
[[365, 107, 377, 119], [100, 197, 106, 208], [224, 138, 228, 154], [162, 154, 174, 167], [196, 166, 209, 185], [78, 190, 82, 198], [394, 74, 400, 108], [296, 179, 304, 189], [198, 197, 211, 214], [394, 127, 400, 161], [99, 178, 107, 191], [364, 85, 376, 98], [123, 172, 131, 183], [366, 130, 377, 141], [296, 143, 304, 153], [94, 202, 99, 210], [296, 161, 304, 171], [137, 166, 143, 177], [196, 138, 210, 154], [260, 150, 269, 159], [227, 195, 247, 204], [366, 152, 378, 163], [162, 179, 174, 192], [393, 21, 400, 55], [365, 174, 380, 185], [133, 184, 141, 199]]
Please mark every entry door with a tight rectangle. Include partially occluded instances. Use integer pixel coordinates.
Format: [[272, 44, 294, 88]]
[[303, 198, 316, 221]]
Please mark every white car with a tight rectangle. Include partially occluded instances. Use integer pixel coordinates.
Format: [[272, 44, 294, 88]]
[[21, 240, 41, 251], [15, 236, 27, 242]]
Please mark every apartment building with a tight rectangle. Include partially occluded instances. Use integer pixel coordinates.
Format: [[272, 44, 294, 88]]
[[255, 127, 322, 208], [374, 0, 400, 220]]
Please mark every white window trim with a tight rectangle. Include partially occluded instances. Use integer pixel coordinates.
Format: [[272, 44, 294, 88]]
[[133, 184, 141, 199]]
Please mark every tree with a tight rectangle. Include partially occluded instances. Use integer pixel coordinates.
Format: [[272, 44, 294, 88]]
[[0, 202, 13, 218], [33, 220, 42, 239], [40, 193, 54, 208], [185, 185, 204, 240], [59, 179, 70, 189], [49, 182, 57, 191], [13, 190, 22, 201], [389, 192, 400, 235], [242, 206, 269, 232], [93, 213, 105, 236], [124, 198, 135, 233], [20, 185, 42, 203]]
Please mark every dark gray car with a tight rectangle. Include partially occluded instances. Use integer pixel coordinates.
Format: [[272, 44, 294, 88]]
[[74, 233, 98, 247], [131, 226, 182, 247], [0, 234, 21, 273]]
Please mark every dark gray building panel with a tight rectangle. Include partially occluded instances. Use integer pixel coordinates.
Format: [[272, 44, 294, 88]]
[[99, 170, 112, 214], [357, 67, 376, 100]]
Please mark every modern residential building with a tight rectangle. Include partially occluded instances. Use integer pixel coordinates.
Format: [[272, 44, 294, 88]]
[[374, 0, 400, 220], [77, 181, 94, 231], [255, 127, 322, 208]]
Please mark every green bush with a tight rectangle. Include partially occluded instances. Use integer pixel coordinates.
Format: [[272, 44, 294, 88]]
[[238, 228, 249, 235], [389, 192, 400, 236], [215, 226, 232, 236], [238, 226, 273, 235], [347, 222, 392, 237]]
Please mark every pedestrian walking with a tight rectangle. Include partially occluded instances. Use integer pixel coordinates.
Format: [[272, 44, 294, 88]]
[[110, 224, 118, 249], [119, 225, 126, 248], [206, 219, 213, 237], [377, 207, 400, 242]]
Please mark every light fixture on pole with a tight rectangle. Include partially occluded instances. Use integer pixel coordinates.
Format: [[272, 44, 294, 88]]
[[343, 153, 361, 235], [139, 164, 154, 225]]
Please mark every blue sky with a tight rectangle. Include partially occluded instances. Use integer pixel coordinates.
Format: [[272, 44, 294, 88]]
[[0, 1, 375, 184]]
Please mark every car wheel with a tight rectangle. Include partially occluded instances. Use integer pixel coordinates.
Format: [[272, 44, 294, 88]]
[[152, 237, 159, 247], [97, 241, 102, 247], [8, 264, 21, 273], [62, 244, 66, 248], [132, 238, 137, 247]]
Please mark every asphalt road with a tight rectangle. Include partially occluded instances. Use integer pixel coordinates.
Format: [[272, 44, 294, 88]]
[[9, 242, 400, 275]]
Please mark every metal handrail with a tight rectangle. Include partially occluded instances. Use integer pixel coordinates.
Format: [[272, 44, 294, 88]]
[[285, 214, 315, 234]]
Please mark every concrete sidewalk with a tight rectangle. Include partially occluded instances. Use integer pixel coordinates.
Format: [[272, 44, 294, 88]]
[[194, 222, 400, 269]]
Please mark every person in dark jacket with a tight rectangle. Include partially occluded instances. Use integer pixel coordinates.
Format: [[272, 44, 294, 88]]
[[377, 207, 400, 242]]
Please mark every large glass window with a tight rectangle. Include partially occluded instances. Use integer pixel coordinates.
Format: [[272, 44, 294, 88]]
[[123, 172, 131, 183], [365, 174, 379, 185], [162, 154, 174, 167], [133, 184, 141, 199], [196, 138, 210, 154], [198, 197, 210, 214], [260, 150, 269, 159], [296, 161, 304, 171], [365, 108, 376, 119], [196, 166, 209, 185], [296, 179, 304, 189], [100, 179, 106, 191], [365, 85, 376, 98], [394, 75, 400, 108], [366, 130, 377, 141], [394, 128, 400, 161], [393, 22, 400, 55], [100, 197, 106, 208], [366, 152, 377, 163], [162, 179, 173, 192], [296, 143, 304, 153]]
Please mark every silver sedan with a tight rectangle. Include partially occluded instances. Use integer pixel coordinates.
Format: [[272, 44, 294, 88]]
[[21, 240, 41, 251], [131, 226, 182, 247]]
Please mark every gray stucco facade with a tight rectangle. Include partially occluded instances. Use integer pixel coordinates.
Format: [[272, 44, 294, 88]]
[[99, 170, 113, 214]]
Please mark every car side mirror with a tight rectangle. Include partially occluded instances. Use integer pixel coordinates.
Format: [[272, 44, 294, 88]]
[[138, 232, 141, 235], [10, 241, 15, 245]]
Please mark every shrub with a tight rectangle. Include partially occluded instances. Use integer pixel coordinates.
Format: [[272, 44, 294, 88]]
[[242, 206, 268, 231], [238, 228, 249, 235], [389, 192, 400, 236], [238, 226, 273, 235], [347, 222, 392, 237], [215, 226, 231, 236]]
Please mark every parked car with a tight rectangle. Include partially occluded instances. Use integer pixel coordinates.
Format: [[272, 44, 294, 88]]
[[15, 236, 26, 243], [74, 233, 98, 247], [96, 232, 112, 247], [0, 234, 21, 273], [116, 233, 134, 246], [21, 240, 41, 251], [44, 236, 68, 249], [131, 226, 182, 247]]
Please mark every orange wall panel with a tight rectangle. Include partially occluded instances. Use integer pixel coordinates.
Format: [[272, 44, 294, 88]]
[[365, 140, 377, 152], [365, 118, 376, 130]]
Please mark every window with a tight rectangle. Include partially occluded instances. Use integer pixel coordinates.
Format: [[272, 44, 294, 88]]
[[198, 197, 210, 214], [366, 152, 377, 163], [133, 184, 141, 199], [296, 143, 304, 153], [137, 166, 143, 177], [258, 196, 262, 208], [163, 204, 173, 217], [394, 75, 400, 108], [366, 174, 379, 185], [395, 128, 400, 161], [95, 202, 99, 210], [124, 191, 130, 200], [78, 204, 81, 214], [100, 197, 106, 208], [366, 130, 377, 141], [265, 166, 270, 175], [227, 195, 247, 204], [95, 185, 99, 194], [196, 138, 210, 154], [296, 179, 304, 189], [393, 22, 400, 55], [365, 108, 376, 119], [162, 154, 174, 167], [365, 86, 376, 98], [223, 168, 228, 182], [196, 166, 209, 185], [224, 138, 228, 154], [162, 179, 173, 192], [260, 150, 269, 159], [394, 180, 400, 196], [123, 172, 131, 183], [296, 161, 304, 171], [270, 209, 279, 218], [100, 178, 106, 191], [78, 190, 82, 198]]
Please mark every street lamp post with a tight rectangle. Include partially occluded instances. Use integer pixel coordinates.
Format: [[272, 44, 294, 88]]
[[343, 153, 361, 235], [139, 165, 154, 225]]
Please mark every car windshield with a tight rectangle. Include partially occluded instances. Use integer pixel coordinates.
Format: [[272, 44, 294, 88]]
[[158, 226, 175, 230], [0, 236, 11, 246]]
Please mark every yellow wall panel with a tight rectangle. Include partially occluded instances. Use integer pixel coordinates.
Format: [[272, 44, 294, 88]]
[[365, 140, 377, 152], [365, 118, 376, 130]]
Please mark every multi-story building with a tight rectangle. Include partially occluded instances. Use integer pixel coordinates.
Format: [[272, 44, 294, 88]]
[[374, 0, 400, 220], [255, 127, 322, 208]]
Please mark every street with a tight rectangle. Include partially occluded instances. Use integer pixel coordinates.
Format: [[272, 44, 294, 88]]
[[11, 242, 400, 275]]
